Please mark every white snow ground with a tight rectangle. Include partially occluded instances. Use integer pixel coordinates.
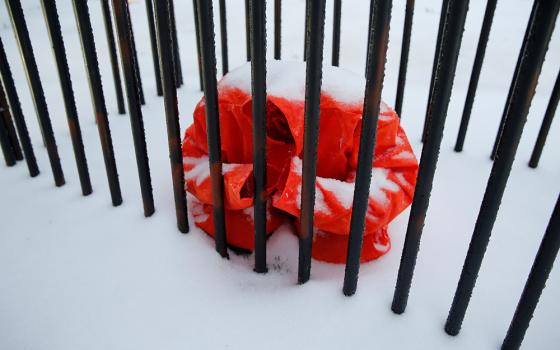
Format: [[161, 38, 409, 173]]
[[0, 0, 559, 349]]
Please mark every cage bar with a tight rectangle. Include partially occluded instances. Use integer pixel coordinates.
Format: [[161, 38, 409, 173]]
[[145, 0, 163, 96], [6, 0, 65, 187], [100, 0, 126, 114], [343, 0, 392, 296], [394, 0, 414, 117], [0, 96, 16, 166], [454, 0, 497, 152], [153, 0, 189, 234], [421, 0, 449, 143], [392, 0, 470, 314], [126, 11, 145, 105], [298, 0, 326, 285], [303, 0, 310, 61], [218, 0, 229, 75], [445, 0, 560, 335], [192, 0, 203, 91], [490, 2, 537, 161], [42, 0, 92, 196], [168, 0, 183, 87], [250, 0, 268, 273], [245, 0, 251, 61], [112, 0, 155, 216], [331, 0, 341, 67], [0, 37, 38, 177], [274, 0, 282, 60], [528, 69, 559, 168], [196, 0, 228, 258], [501, 194, 560, 350], [73, 0, 123, 206], [0, 80, 22, 161]]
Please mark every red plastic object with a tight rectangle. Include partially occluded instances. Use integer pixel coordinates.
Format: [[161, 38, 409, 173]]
[[183, 64, 418, 264]]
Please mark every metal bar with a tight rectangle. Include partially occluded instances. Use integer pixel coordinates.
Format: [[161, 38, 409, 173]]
[[126, 11, 145, 105], [112, 0, 155, 217], [0, 97, 16, 166], [274, 0, 281, 60], [421, 0, 449, 142], [528, 69, 559, 168], [100, 0, 126, 114], [298, 0, 327, 285], [42, 0, 92, 196], [145, 0, 163, 96], [365, 0, 373, 76], [196, 0, 228, 257], [394, 0, 414, 117], [192, 0, 204, 91], [250, 0, 268, 273], [502, 194, 560, 350], [445, 0, 559, 335], [0, 79, 22, 161], [218, 0, 229, 75], [6, 0, 65, 187], [454, 0, 497, 152], [343, 0, 392, 296], [392, 0, 470, 314], [331, 0, 341, 66], [303, 0, 310, 61], [73, 0, 123, 206], [0, 36, 39, 177], [169, 0, 183, 86], [153, 0, 189, 233], [245, 0, 251, 61], [491, 2, 538, 161]]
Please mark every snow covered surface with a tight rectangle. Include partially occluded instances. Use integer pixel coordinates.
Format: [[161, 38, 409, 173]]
[[0, 0, 559, 349]]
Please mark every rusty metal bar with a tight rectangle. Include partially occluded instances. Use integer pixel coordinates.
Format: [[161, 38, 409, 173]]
[[394, 0, 414, 117], [112, 0, 155, 216], [343, 0, 392, 296]]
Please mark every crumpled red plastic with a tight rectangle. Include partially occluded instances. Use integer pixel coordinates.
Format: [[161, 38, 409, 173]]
[[182, 64, 418, 264]]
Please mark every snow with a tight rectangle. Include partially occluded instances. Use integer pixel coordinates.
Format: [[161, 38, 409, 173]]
[[1, 0, 559, 349]]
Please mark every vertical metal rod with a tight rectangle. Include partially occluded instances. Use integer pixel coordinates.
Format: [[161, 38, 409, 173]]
[[454, 0, 497, 152], [245, 0, 251, 61], [343, 0, 392, 296], [491, 2, 538, 161], [192, 0, 204, 91], [445, 0, 559, 335], [0, 94, 16, 166], [303, 0, 310, 61], [250, 0, 268, 273], [528, 69, 559, 168], [145, 0, 163, 96], [153, 0, 189, 233], [169, 0, 183, 86], [100, 0, 126, 114], [0, 80, 22, 161], [73, 0, 123, 206], [365, 0, 373, 76], [112, 0, 155, 216], [421, 0, 449, 142], [331, 0, 341, 66], [196, 0, 228, 257], [501, 194, 560, 350], [0, 36, 39, 177], [298, 0, 327, 285], [274, 0, 281, 60], [126, 11, 145, 105], [42, 0, 92, 196], [394, 0, 414, 117], [391, 0, 470, 314], [5, 0, 65, 187], [218, 0, 229, 75]]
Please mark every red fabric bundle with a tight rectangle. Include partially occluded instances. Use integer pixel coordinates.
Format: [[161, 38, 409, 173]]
[[182, 61, 418, 263]]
